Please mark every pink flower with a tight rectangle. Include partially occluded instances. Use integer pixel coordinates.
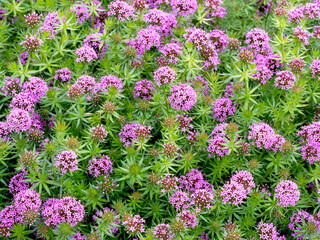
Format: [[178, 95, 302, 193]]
[[75, 45, 98, 63], [88, 155, 113, 177], [107, 0, 135, 21], [169, 190, 191, 210], [54, 150, 78, 173], [6, 108, 31, 133], [153, 223, 174, 240], [275, 180, 300, 207], [123, 215, 145, 234], [274, 70, 296, 90], [169, 83, 197, 111]]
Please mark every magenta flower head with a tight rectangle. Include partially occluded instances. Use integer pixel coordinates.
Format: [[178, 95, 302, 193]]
[[9, 170, 30, 195], [119, 123, 140, 147], [122, 214, 145, 235], [100, 75, 123, 92], [90, 124, 108, 142], [169, 190, 191, 210], [297, 121, 320, 164], [191, 189, 214, 211], [24, 12, 42, 28], [128, 28, 161, 55], [171, 0, 198, 16], [274, 70, 296, 90], [143, 9, 177, 36], [248, 123, 285, 152], [245, 28, 271, 55], [68, 84, 84, 98], [158, 173, 179, 193], [288, 6, 304, 24], [133, 79, 154, 100], [176, 113, 193, 132], [75, 75, 96, 93], [153, 223, 174, 240], [1, 77, 20, 96], [154, 66, 177, 86], [84, 33, 108, 59], [207, 135, 229, 157], [257, 222, 284, 240], [275, 180, 300, 207], [311, 59, 320, 80], [14, 189, 41, 223], [293, 27, 310, 45], [75, 44, 98, 63], [22, 77, 48, 102], [208, 29, 229, 52], [42, 197, 85, 227], [160, 43, 182, 64], [169, 83, 197, 111], [54, 68, 73, 82], [288, 58, 305, 75], [70, 4, 90, 24], [212, 97, 236, 122], [107, 0, 135, 21], [88, 155, 113, 178], [220, 181, 247, 205], [54, 150, 78, 173], [0, 205, 22, 237], [6, 108, 32, 133], [40, 11, 60, 39], [10, 92, 36, 112], [20, 35, 43, 52], [288, 211, 320, 240], [230, 170, 255, 195], [177, 210, 198, 229]]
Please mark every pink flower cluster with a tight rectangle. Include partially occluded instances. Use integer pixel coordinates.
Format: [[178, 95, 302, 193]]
[[122, 214, 145, 234], [288, 3, 320, 24], [107, 0, 135, 21], [40, 11, 60, 39], [75, 44, 98, 63], [168, 83, 197, 111], [221, 171, 255, 205], [212, 97, 236, 122], [133, 79, 155, 100], [20, 35, 43, 52], [127, 28, 161, 55], [153, 223, 174, 240], [88, 155, 113, 177], [90, 124, 108, 142], [257, 222, 285, 240], [184, 28, 220, 70], [274, 70, 296, 90], [297, 121, 320, 164], [160, 43, 182, 64], [54, 150, 78, 173], [158, 174, 179, 193], [311, 59, 320, 80], [144, 9, 177, 36], [154, 66, 177, 86], [245, 28, 271, 55], [42, 196, 85, 227], [54, 68, 73, 82], [248, 123, 285, 152], [9, 170, 30, 195], [171, 0, 197, 16], [119, 123, 140, 147], [275, 180, 300, 207]]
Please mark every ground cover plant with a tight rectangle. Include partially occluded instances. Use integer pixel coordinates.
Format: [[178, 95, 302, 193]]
[[1, 0, 320, 239]]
